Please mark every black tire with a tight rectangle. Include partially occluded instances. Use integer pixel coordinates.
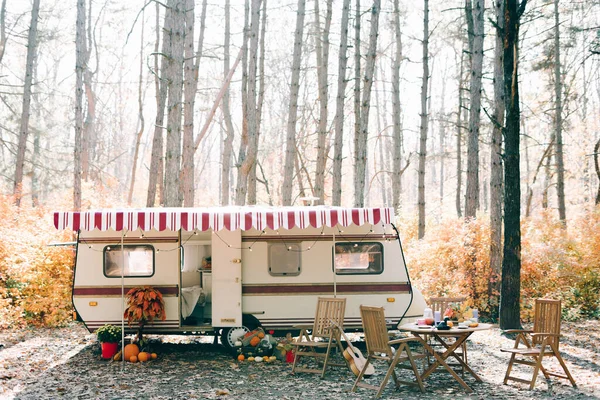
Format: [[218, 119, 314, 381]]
[[220, 314, 261, 351]]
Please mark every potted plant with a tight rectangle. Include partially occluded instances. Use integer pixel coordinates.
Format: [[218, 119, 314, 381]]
[[96, 324, 122, 359], [123, 286, 166, 344]]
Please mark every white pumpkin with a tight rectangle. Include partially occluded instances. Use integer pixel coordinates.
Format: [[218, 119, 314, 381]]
[[234, 341, 242, 347], [255, 356, 263, 362]]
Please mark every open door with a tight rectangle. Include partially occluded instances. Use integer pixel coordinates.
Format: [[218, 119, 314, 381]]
[[211, 229, 242, 327]]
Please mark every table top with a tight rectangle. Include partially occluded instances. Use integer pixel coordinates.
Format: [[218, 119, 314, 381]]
[[399, 322, 493, 335]]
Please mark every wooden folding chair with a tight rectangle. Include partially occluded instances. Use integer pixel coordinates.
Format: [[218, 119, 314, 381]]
[[501, 298, 577, 389], [291, 297, 346, 378], [352, 306, 424, 398], [428, 297, 468, 372]]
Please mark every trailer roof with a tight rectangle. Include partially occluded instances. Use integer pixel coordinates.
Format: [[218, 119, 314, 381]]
[[53, 206, 395, 232]]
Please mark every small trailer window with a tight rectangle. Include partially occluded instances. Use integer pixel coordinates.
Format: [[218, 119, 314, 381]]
[[268, 242, 301, 276], [334, 242, 383, 275], [104, 245, 154, 277]]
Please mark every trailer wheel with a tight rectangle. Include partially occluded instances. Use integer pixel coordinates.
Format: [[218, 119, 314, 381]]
[[220, 314, 261, 350]]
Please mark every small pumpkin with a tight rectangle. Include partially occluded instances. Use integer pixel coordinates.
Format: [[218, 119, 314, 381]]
[[113, 350, 122, 361], [250, 336, 260, 347], [129, 355, 138, 363], [247, 356, 255, 362], [257, 332, 265, 339], [124, 343, 140, 361], [237, 354, 245, 361], [151, 353, 157, 360], [138, 352, 150, 362], [255, 356, 263, 362]]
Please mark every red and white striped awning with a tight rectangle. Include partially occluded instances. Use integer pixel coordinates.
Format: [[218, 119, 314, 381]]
[[53, 206, 395, 232]]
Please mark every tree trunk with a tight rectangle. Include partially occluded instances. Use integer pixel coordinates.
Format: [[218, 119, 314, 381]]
[[234, 0, 250, 205], [331, 0, 350, 206], [489, 0, 505, 316], [313, 0, 332, 205], [247, 0, 267, 205], [353, 0, 361, 204], [554, 0, 566, 225], [391, 0, 403, 213], [281, 0, 305, 206], [417, 0, 429, 239], [465, 0, 484, 218], [181, 0, 197, 207], [456, 47, 466, 217], [595, 138, 600, 204], [14, 0, 40, 206], [500, 0, 527, 330], [147, 3, 170, 207], [164, 0, 185, 207], [73, 0, 85, 211], [128, 14, 146, 206], [81, 0, 95, 182], [221, 0, 235, 206], [354, 0, 380, 208], [0, 0, 7, 65]]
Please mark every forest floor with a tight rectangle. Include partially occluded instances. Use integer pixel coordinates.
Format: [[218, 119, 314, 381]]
[[0, 320, 598, 400]]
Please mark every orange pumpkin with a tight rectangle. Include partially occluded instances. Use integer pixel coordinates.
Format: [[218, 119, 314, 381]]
[[237, 354, 245, 361], [250, 336, 260, 347], [124, 343, 140, 361], [257, 332, 265, 339], [151, 353, 157, 360], [129, 355, 138, 363], [138, 352, 150, 362]]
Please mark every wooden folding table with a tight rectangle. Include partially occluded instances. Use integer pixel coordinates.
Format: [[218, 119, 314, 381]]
[[399, 322, 492, 393]]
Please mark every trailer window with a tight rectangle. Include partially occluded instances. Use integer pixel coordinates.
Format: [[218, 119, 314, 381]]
[[334, 242, 383, 275], [268, 243, 301, 276], [104, 245, 154, 277]]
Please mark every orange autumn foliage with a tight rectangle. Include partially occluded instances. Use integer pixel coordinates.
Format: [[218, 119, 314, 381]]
[[0, 194, 74, 328], [403, 208, 600, 322]]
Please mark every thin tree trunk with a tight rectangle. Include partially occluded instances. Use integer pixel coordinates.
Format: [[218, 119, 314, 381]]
[[221, 0, 235, 206], [237, 0, 261, 205], [281, 0, 306, 205], [354, 0, 380, 208], [147, 3, 170, 207], [465, 0, 484, 218], [391, 0, 403, 213], [0, 0, 7, 64], [313, 0, 332, 205], [331, 0, 350, 206], [489, 0, 505, 316], [417, 0, 429, 239], [182, 0, 197, 207], [500, 0, 527, 331], [352, 0, 361, 204], [247, 0, 267, 205], [73, 0, 85, 211], [164, 0, 185, 207], [554, 0, 566, 225], [14, 0, 40, 206], [456, 48, 465, 217], [128, 14, 146, 206], [235, 0, 250, 205], [595, 138, 600, 204], [182, 0, 207, 207], [81, 0, 94, 182]]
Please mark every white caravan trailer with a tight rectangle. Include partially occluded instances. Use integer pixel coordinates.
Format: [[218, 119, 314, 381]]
[[54, 206, 426, 346]]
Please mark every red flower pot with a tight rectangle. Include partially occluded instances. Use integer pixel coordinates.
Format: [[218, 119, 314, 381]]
[[101, 342, 119, 359], [286, 350, 295, 363]]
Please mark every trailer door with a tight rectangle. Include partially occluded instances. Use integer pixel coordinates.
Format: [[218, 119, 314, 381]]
[[211, 229, 242, 327]]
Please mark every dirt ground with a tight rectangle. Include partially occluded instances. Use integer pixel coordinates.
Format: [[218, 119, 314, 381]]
[[0, 321, 598, 399]]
